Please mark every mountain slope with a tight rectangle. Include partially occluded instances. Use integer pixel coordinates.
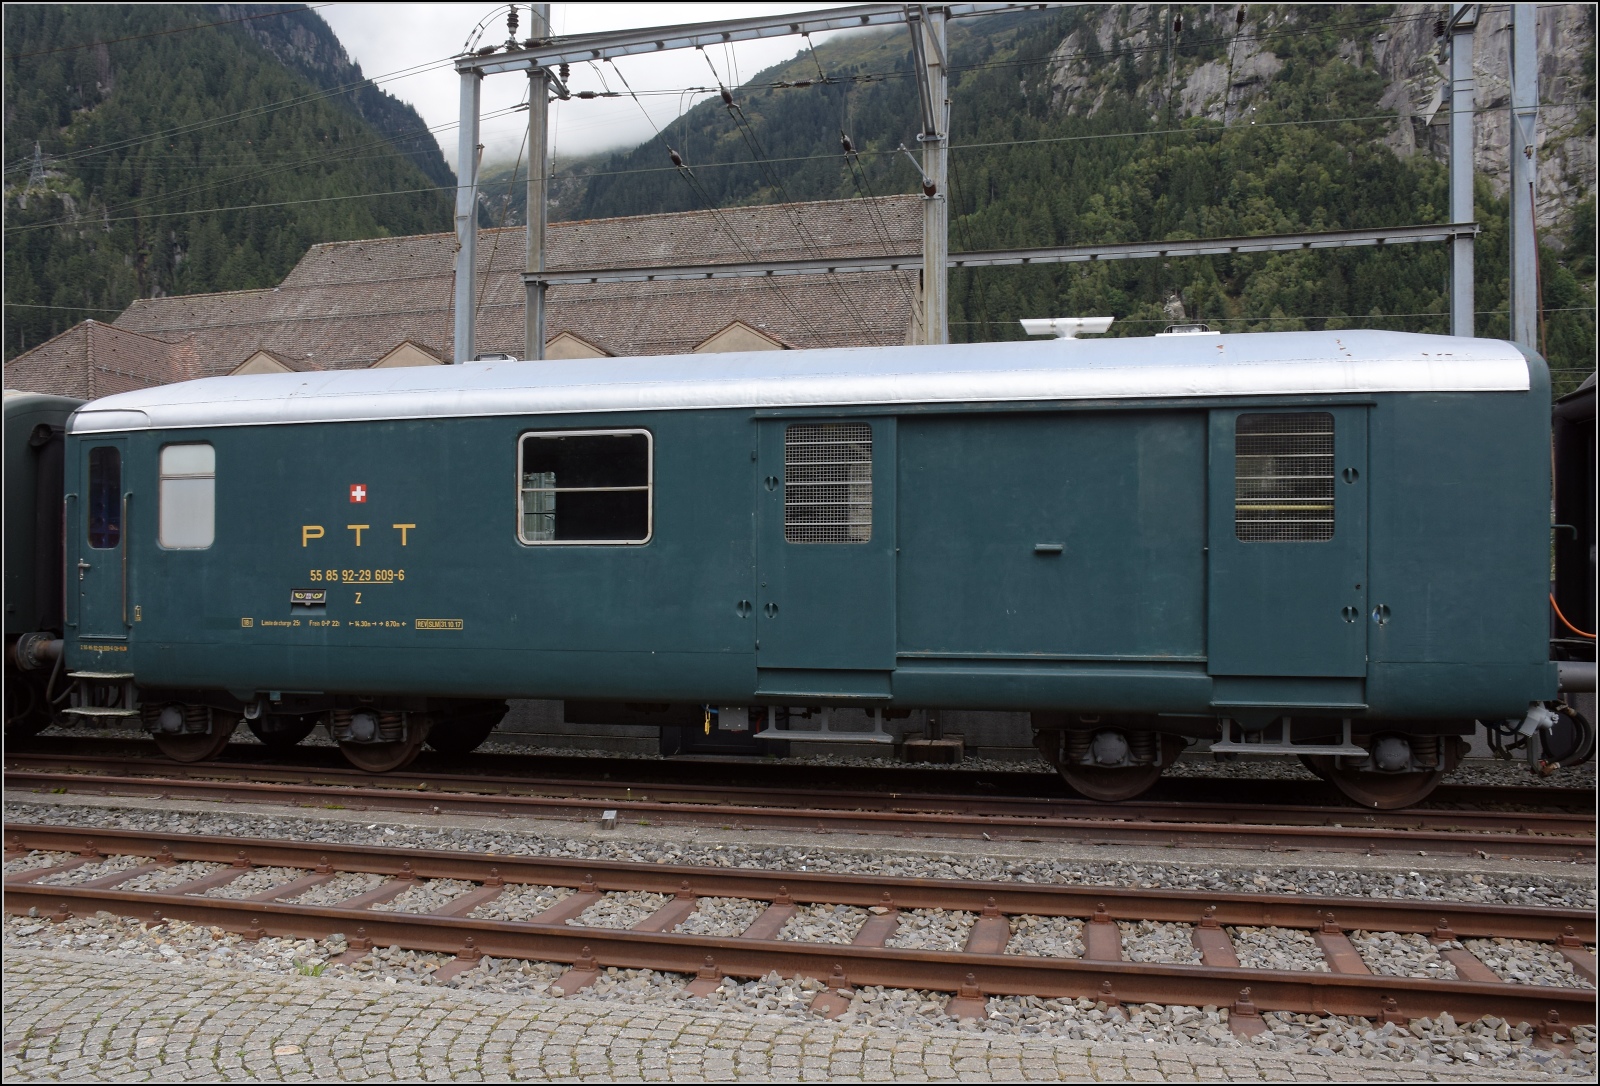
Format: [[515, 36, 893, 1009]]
[[3, 4, 452, 361], [215, 2, 454, 191], [561, 5, 1593, 391]]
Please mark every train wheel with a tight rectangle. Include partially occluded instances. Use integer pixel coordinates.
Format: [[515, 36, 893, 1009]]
[[425, 716, 499, 756], [1303, 755, 1444, 809], [1054, 735, 1185, 802], [247, 716, 318, 751], [340, 727, 428, 773], [153, 715, 238, 763]]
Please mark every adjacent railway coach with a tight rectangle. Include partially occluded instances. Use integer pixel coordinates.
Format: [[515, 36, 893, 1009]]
[[16, 329, 1565, 806]]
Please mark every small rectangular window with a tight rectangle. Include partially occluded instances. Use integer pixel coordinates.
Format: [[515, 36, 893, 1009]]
[[785, 422, 872, 544], [87, 445, 121, 549], [518, 430, 651, 544], [160, 443, 215, 549], [1235, 412, 1335, 542]]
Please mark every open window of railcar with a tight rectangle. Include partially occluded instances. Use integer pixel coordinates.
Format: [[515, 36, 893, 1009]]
[[517, 430, 652, 544], [783, 422, 872, 543], [1234, 412, 1335, 542], [158, 443, 215, 549]]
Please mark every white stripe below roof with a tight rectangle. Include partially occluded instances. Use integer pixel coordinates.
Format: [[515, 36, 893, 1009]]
[[68, 331, 1532, 434]]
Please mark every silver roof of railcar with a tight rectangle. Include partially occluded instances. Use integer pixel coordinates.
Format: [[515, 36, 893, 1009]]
[[69, 330, 1533, 434]]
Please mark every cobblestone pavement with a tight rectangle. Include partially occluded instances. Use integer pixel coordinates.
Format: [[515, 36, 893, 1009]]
[[4, 948, 1584, 1083]]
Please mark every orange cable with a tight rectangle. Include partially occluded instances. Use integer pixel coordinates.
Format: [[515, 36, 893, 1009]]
[[1550, 594, 1596, 639]]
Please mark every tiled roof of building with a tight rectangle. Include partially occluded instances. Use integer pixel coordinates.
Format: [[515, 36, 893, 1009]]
[[3, 320, 197, 399], [108, 195, 921, 371]]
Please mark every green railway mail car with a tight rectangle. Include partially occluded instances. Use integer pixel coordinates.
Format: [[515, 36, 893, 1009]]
[[50, 329, 1556, 804]]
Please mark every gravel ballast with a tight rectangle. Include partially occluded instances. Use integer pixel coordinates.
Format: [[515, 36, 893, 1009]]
[[1120, 919, 1203, 963], [570, 890, 670, 929], [202, 866, 307, 899], [1466, 937, 1596, 988], [467, 883, 570, 922], [674, 895, 765, 937], [283, 871, 385, 906], [117, 860, 220, 893], [883, 908, 976, 951], [32, 853, 151, 886], [3, 850, 73, 875], [778, 902, 868, 944], [1228, 925, 1331, 972], [1004, 915, 1084, 958], [1351, 930, 1461, 979], [370, 877, 478, 914]]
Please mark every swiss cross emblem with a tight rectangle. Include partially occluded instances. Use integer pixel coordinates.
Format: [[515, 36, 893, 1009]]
[[349, 484, 367, 503]]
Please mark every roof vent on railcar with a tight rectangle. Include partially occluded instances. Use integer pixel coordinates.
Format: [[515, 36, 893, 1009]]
[[1155, 323, 1220, 337], [1019, 317, 1114, 339]]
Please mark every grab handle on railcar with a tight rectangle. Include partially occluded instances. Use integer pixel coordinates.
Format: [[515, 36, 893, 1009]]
[[122, 493, 130, 628]]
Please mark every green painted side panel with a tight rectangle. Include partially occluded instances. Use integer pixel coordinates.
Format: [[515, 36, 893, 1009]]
[[99, 411, 759, 700], [755, 668, 892, 700], [1206, 407, 1368, 677], [756, 417, 895, 672], [1210, 676, 1365, 710], [895, 411, 1206, 660], [1365, 381, 1553, 679], [1368, 662, 1556, 718], [891, 659, 1212, 713]]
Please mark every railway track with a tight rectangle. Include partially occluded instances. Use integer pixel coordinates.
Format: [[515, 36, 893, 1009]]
[[15, 734, 1594, 808], [6, 752, 1594, 860], [5, 823, 1594, 1037]]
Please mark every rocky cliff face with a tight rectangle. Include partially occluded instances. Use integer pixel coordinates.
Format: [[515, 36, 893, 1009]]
[[1043, 4, 1595, 231], [212, 3, 455, 190]]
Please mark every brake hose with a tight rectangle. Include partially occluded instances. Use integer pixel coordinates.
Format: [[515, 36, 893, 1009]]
[[1551, 594, 1596, 639]]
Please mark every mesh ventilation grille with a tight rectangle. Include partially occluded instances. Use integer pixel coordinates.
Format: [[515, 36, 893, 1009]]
[[785, 423, 872, 543], [1235, 412, 1335, 542]]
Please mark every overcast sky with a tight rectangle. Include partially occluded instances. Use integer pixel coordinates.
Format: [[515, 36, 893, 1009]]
[[319, 3, 862, 171]]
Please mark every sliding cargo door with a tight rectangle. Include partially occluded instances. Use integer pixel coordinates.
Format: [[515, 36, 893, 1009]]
[[1207, 407, 1367, 678], [754, 417, 894, 699]]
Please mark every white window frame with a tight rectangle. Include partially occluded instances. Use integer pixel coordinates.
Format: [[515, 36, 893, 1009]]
[[158, 442, 215, 550], [515, 428, 653, 546]]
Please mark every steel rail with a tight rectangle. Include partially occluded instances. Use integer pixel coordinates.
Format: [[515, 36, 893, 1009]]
[[7, 752, 1590, 835], [7, 763, 1592, 860], [5, 824, 1594, 1026]]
